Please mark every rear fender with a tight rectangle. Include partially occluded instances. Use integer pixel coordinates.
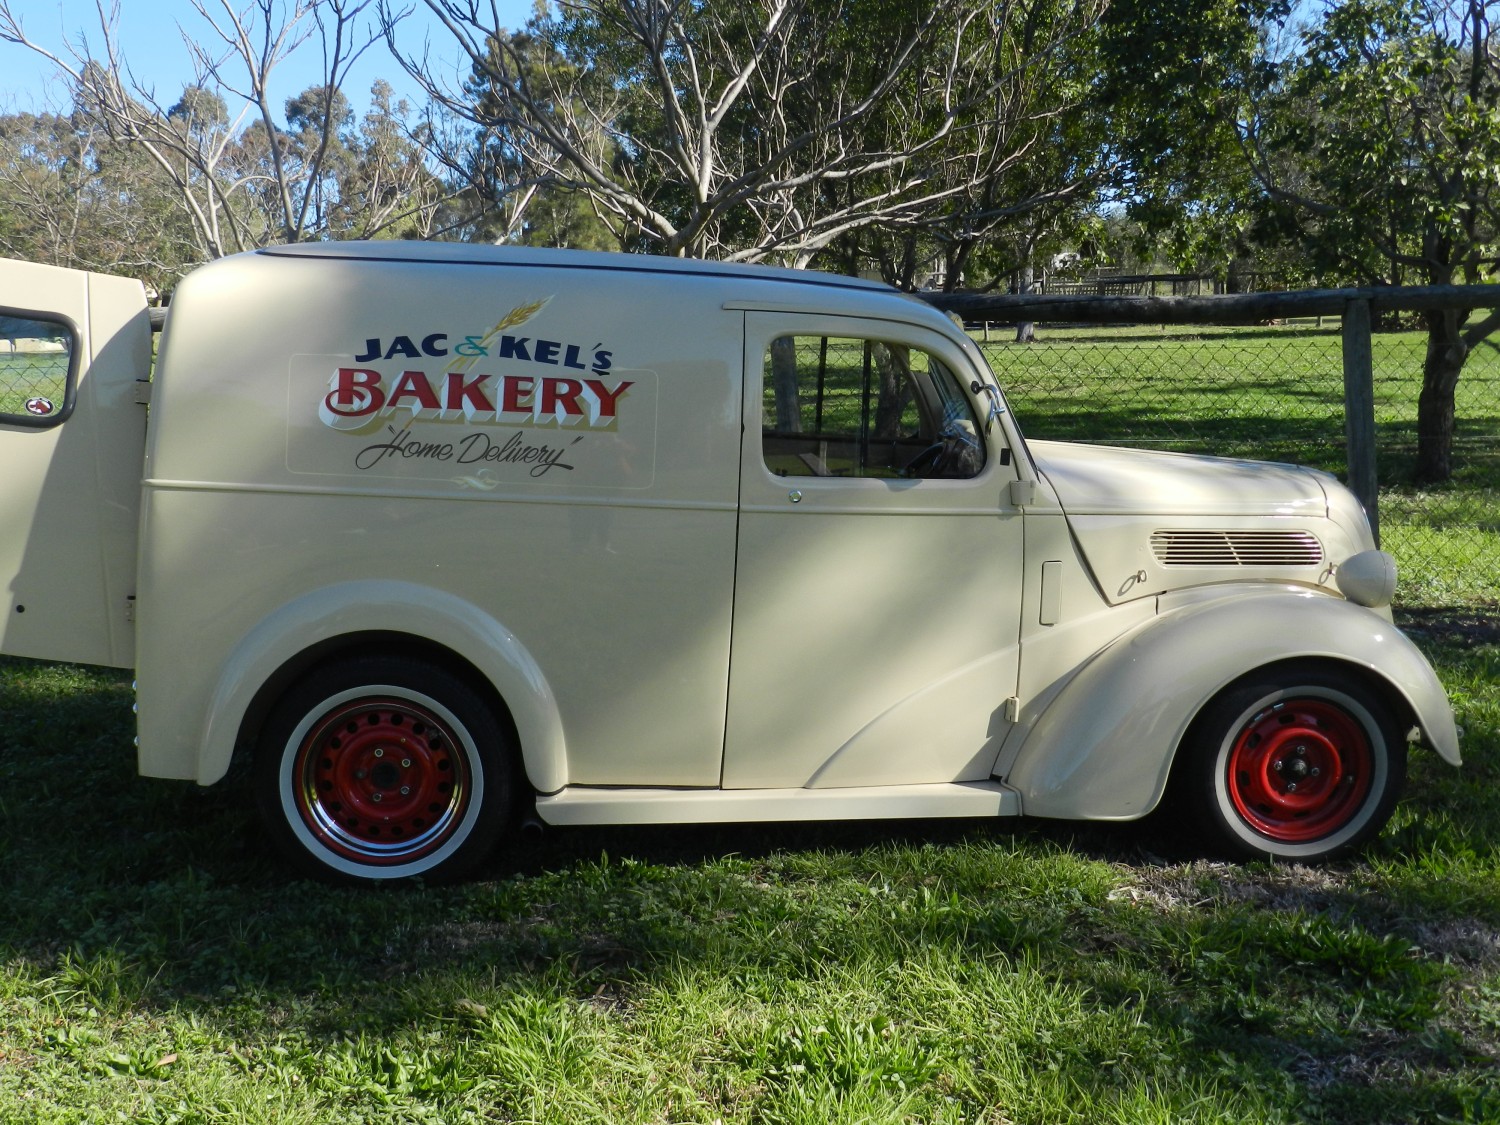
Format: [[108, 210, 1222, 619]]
[[194, 580, 566, 791], [1004, 588, 1459, 820]]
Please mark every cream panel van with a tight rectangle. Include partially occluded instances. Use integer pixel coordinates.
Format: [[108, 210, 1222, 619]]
[[0, 243, 1460, 882]]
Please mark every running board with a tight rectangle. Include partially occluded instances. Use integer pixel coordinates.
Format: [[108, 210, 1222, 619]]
[[534, 780, 1022, 826]]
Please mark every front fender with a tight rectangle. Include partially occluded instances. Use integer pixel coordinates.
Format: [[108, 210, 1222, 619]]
[[196, 580, 566, 792], [1004, 588, 1460, 821]]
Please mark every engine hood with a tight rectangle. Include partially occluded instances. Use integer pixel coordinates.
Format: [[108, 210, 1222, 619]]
[[1028, 440, 1330, 517], [1025, 441, 1348, 606]]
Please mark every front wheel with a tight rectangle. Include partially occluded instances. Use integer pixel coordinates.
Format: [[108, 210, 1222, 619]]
[[1178, 665, 1406, 862], [254, 656, 513, 884]]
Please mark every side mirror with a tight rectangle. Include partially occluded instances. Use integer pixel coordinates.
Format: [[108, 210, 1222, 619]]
[[969, 380, 1005, 433]]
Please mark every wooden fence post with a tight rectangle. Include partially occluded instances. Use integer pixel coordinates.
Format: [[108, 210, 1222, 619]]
[[1341, 299, 1380, 545]]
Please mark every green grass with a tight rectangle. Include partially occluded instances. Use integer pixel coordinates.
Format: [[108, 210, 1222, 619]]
[[978, 325, 1500, 610], [0, 638, 1496, 1123]]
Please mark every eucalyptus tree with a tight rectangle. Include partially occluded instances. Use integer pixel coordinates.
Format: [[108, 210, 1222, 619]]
[[395, 0, 1112, 263], [0, 109, 108, 268], [0, 0, 456, 264], [0, 105, 200, 290], [430, 14, 622, 247], [342, 80, 455, 238]]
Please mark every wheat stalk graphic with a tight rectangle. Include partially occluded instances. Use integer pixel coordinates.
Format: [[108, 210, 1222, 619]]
[[450, 297, 553, 373], [494, 298, 549, 331]]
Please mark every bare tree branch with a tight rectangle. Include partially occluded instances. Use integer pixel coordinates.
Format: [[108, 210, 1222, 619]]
[[1, 0, 456, 263], [389, 0, 1109, 260]]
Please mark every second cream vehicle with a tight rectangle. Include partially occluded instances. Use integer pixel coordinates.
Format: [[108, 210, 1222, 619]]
[[0, 242, 1461, 882]]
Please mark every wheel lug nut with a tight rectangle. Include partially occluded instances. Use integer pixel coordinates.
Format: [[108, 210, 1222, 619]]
[[400, 786, 411, 796], [1294, 746, 1306, 756], [402, 759, 412, 768], [1273, 760, 1283, 771], [1310, 767, 1321, 777], [374, 748, 384, 758], [371, 792, 383, 802], [1286, 781, 1298, 791]]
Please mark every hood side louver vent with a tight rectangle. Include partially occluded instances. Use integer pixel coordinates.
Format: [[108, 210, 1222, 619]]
[[1151, 530, 1324, 567]]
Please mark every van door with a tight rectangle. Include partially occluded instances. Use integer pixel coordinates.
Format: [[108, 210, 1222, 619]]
[[723, 312, 1024, 789], [0, 260, 150, 668]]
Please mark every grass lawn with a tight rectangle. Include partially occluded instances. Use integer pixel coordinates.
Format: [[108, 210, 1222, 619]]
[[0, 630, 1495, 1124]]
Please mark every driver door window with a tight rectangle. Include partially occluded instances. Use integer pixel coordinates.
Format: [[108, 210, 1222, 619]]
[[762, 334, 984, 480]]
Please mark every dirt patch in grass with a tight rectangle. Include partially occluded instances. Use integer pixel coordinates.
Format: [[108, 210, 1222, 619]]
[[1113, 860, 1500, 969], [1113, 859, 1349, 913]]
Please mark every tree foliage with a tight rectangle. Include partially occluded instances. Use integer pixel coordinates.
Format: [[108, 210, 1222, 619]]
[[0, 0, 464, 283], [396, 0, 1111, 269], [1252, 0, 1500, 481], [1094, 0, 1292, 275], [0, 106, 202, 291], [1097, 0, 1500, 481]]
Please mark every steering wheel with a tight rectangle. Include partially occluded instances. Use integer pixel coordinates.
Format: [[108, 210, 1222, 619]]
[[903, 441, 946, 477]]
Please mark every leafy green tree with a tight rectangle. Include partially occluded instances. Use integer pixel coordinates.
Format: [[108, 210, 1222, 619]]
[[1094, 0, 1292, 275], [1252, 0, 1500, 481], [1092, 0, 1499, 481]]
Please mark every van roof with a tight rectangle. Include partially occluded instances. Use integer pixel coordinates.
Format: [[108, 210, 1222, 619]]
[[256, 241, 896, 294]]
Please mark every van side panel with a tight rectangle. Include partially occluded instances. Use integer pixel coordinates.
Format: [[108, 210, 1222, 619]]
[[135, 489, 736, 785], [0, 263, 148, 668], [136, 252, 740, 788]]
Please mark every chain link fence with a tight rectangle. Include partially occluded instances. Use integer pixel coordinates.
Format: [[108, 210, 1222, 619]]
[[957, 315, 1497, 613]]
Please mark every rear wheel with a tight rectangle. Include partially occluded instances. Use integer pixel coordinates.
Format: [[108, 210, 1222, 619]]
[[1180, 665, 1406, 861], [254, 656, 512, 883]]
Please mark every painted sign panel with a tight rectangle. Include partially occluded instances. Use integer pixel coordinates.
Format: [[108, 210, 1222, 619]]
[[285, 298, 657, 490]]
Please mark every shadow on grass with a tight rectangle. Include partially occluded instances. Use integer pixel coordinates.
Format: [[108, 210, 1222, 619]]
[[1398, 608, 1500, 648]]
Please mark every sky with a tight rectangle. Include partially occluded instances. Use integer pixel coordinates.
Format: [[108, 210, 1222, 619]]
[[0, 0, 534, 122]]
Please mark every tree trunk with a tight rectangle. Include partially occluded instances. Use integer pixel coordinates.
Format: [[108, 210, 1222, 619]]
[[1414, 308, 1466, 483], [1015, 262, 1036, 343], [770, 335, 802, 432], [872, 343, 914, 439], [944, 240, 974, 292]]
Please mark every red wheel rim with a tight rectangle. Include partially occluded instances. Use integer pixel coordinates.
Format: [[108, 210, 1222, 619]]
[[291, 695, 472, 865], [1225, 697, 1375, 843]]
